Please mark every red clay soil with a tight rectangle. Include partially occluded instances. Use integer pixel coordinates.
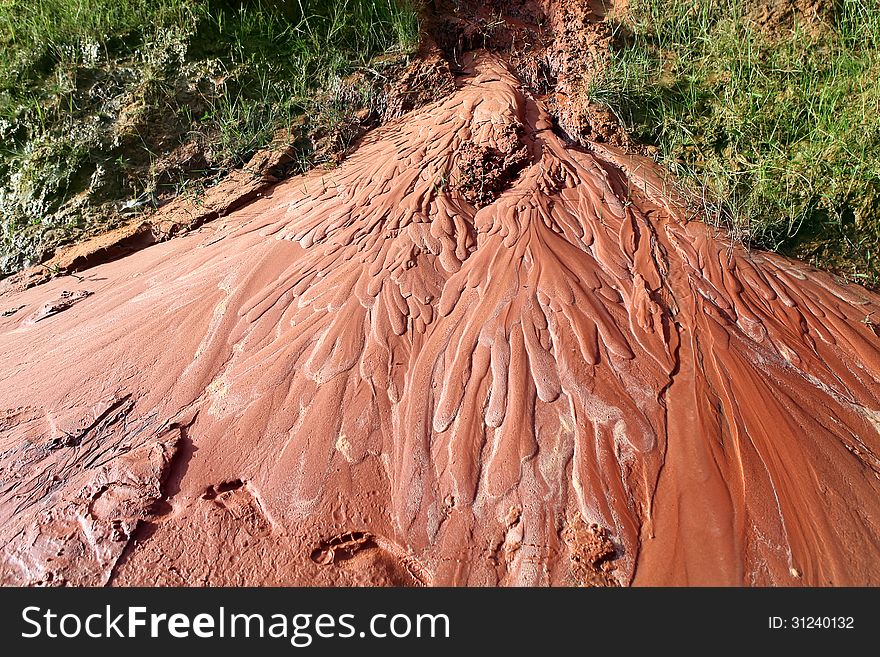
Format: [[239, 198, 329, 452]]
[[1, 53, 879, 586]]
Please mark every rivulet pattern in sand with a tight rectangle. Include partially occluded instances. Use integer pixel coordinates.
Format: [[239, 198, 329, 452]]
[[1, 54, 879, 586]]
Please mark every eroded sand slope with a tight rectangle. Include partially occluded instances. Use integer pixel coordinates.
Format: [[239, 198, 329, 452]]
[[1, 55, 879, 586]]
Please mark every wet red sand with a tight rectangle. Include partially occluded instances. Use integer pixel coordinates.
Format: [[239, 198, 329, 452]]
[[1, 55, 879, 586]]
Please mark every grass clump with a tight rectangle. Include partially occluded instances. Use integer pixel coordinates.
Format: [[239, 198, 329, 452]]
[[590, 0, 880, 286], [0, 0, 420, 274]]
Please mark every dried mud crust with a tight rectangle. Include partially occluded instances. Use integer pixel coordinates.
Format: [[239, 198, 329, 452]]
[[380, 47, 457, 121], [1, 53, 879, 587], [306, 45, 457, 167], [746, 0, 836, 34], [561, 516, 619, 587], [453, 124, 531, 206], [0, 396, 182, 586]]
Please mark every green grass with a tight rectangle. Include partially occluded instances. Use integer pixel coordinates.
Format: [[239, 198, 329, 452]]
[[589, 0, 880, 286], [0, 0, 420, 274]]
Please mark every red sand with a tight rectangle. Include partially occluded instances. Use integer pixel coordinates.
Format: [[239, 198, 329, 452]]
[[1, 55, 879, 586]]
